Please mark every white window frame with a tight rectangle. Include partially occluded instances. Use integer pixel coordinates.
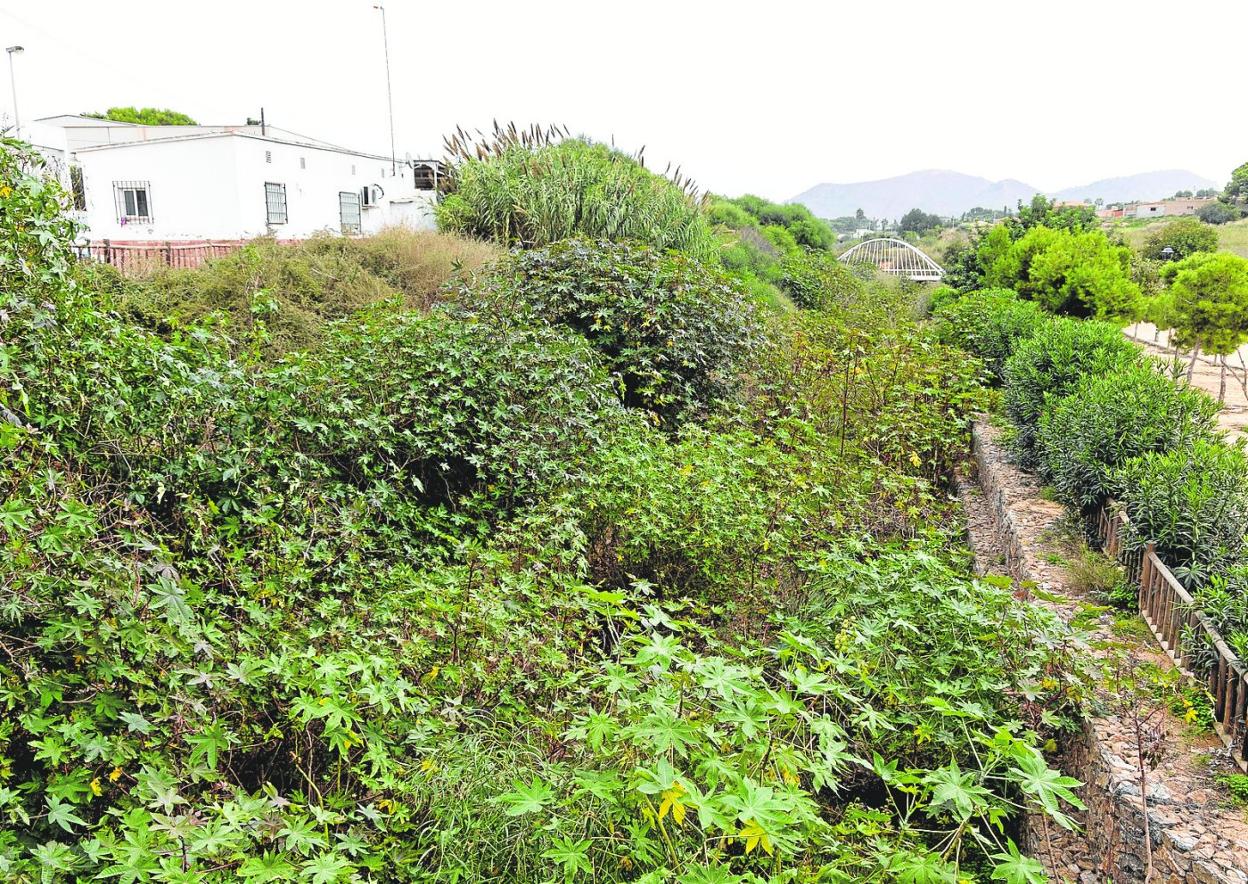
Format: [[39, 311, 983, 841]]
[[113, 181, 153, 224], [339, 191, 362, 235]]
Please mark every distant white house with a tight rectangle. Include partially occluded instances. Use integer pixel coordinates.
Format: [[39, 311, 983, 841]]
[[28, 115, 443, 244]]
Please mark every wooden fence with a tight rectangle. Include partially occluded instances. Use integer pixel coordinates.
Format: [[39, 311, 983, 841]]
[[1096, 502, 1248, 766], [74, 239, 245, 274]]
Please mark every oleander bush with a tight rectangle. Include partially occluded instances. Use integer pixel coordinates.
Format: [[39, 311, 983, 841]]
[[1002, 317, 1142, 468], [1191, 569, 1248, 661], [1116, 439, 1248, 586], [1037, 361, 1221, 508], [458, 237, 761, 427], [0, 136, 1088, 881], [933, 288, 1047, 382]]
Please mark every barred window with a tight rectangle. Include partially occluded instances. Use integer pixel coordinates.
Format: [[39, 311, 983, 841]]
[[113, 181, 152, 223], [339, 191, 361, 234], [69, 166, 86, 211], [264, 182, 288, 225]]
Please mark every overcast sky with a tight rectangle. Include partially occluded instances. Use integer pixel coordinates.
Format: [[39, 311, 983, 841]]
[[2, 0, 1244, 200]]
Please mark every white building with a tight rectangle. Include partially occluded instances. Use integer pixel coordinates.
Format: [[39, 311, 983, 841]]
[[31, 115, 442, 243]]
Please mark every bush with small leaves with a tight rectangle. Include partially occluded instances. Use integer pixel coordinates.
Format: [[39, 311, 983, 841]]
[[458, 237, 762, 427], [933, 288, 1048, 382], [1142, 217, 1219, 261], [778, 249, 868, 311], [1037, 362, 1221, 508], [1003, 317, 1142, 468]]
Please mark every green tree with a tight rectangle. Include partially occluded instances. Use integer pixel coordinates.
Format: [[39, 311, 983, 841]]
[[1197, 201, 1242, 225], [1225, 160, 1248, 204], [1142, 217, 1219, 260], [85, 106, 198, 125], [1157, 251, 1248, 399], [898, 208, 942, 234], [985, 225, 1142, 320], [1008, 194, 1098, 235]]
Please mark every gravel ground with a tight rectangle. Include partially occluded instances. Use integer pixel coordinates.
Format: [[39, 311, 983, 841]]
[[1125, 322, 1248, 439]]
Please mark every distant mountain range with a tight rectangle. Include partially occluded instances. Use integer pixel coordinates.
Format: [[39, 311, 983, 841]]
[[789, 169, 1219, 220]]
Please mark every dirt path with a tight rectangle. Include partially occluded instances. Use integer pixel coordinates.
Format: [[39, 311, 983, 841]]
[[1125, 322, 1248, 439]]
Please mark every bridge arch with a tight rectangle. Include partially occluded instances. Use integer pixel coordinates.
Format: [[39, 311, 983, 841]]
[[838, 238, 945, 281]]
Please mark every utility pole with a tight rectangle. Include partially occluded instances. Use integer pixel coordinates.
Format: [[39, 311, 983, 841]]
[[373, 4, 396, 177], [5, 46, 23, 137]]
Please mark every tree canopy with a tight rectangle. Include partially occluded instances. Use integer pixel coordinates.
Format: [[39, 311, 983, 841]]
[[85, 106, 199, 125], [1142, 217, 1219, 261], [982, 225, 1142, 320], [1158, 251, 1248, 357], [898, 208, 942, 234]]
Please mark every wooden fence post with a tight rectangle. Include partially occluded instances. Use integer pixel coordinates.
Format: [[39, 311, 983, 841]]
[[102, 238, 112, 266], [1140, 541, 1154, 614]]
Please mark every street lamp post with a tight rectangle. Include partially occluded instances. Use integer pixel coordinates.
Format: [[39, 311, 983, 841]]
[[372, 4, 396, 177], [5, 46, 23, 136]]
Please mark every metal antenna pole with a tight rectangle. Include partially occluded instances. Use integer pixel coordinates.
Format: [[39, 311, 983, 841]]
[[5, 46, 23, 136], [373, 4, 396, 176]]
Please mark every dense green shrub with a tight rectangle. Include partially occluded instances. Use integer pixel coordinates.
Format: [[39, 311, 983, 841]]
[[292, 306, 637, 508], [1037, 362, 1221, 508], [1191, 568, 1248, 661], [985, 225, 1143, 320], [707, 194, 840, 308], [1142, 217, 1219, 260], [459, 238, 760, 426], [926, 283, 961, 313], [1002, 317, 1142, 467], [719, 194, 838, 251], [778, 249, 868, 311], [933, 288, 1047, 382], [120, 230, 501, 353], [1116, 439, 1248, 585], [436, 136, 716, 259], [1197, 201, 1242, 225]]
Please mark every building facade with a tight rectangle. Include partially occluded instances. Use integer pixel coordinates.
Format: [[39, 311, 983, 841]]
[[30, 115, 441, 244]]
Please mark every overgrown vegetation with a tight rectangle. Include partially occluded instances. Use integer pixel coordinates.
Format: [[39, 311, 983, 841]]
[[456, 237, 761, 426], [0, 135, 1090, 880], [117, 229, 501, 353], [436, 125, 716, 260], [708, 194, 844, 309], [932, 288, 1046, 382]]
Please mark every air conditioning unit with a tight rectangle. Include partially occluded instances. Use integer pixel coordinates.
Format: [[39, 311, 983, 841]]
[[361, 184, 384, 207]]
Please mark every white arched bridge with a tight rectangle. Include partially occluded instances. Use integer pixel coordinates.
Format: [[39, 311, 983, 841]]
[[838, 238, 945, 281]]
